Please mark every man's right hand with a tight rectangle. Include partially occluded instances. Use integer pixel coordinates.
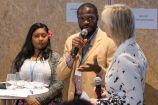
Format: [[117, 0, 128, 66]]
[[72, 37, 87, 49]]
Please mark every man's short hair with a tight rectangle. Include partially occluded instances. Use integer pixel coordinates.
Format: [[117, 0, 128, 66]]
[[77, 2, 98, 17]]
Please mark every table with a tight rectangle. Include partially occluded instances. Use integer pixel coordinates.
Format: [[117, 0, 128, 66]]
[[0, 82, 48, 105], [0, 88, 48, 99]]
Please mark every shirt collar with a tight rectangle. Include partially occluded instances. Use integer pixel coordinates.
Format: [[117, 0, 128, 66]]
[[114, 37, 136, 56], [87, 27, 98, 43]]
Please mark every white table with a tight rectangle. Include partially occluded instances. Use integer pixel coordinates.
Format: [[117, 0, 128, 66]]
[[0, 88, 48, 99], [0, 84, 48, 105]]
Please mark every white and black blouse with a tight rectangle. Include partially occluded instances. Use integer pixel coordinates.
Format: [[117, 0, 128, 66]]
[[97, 38, 147, 105]]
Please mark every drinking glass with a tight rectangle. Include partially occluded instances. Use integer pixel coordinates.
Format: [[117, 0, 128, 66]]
[[16, 72, 22, 80], [15, 72, 25, 89], [6, 73, 16, 89], [34, 73, 44, 89]]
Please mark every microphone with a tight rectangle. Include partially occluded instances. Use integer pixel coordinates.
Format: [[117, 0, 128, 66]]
[[71, 29, 88, 58], [80, 29, 88, 38], [94, 76, 102, 99]]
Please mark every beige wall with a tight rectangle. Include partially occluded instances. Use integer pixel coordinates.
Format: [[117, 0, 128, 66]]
[[0, 0, 157, 105]]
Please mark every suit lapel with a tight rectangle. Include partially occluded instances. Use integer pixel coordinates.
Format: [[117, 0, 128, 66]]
[[82, 29, 102, 64]]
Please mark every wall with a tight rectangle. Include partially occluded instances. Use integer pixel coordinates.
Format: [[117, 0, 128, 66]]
[[0, 0, 157, 105]]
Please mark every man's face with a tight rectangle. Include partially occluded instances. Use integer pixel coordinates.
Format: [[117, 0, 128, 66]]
[[78, 7, 98, 36]]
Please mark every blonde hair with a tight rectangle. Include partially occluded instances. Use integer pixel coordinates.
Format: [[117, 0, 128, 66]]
[[101, 4, 135, 45]]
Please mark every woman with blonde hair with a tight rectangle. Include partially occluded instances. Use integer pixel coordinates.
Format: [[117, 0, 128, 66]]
[[90, 4, 147, 105]]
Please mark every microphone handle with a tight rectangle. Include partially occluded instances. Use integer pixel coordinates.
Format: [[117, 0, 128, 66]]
[[96, 85, 102, 99], [71, 47, 79, 58]]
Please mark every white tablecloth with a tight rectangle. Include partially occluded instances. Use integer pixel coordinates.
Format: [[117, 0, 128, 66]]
[[0, 88, 48, 99], [0, 81, 49, 99]]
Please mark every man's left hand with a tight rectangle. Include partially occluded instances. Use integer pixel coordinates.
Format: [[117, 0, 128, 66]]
[[77, 55, 101, 73]]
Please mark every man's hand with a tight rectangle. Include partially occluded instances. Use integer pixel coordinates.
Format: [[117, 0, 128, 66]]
[[25, 97, 40, 105], [72, 37, 87, 49], [77, 55, 101, 73]]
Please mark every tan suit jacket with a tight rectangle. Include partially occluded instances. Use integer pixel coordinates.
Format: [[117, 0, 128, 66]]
[[56, 29, 116, 100]]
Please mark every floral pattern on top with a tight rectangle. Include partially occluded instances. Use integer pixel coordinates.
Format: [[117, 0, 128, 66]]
[[97, 38, 147, 105]]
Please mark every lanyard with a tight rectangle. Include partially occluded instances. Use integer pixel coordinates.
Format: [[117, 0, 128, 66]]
[[80, 44, 90, 64], [80, 28, 98, 64], [29, 60, 37, 81]]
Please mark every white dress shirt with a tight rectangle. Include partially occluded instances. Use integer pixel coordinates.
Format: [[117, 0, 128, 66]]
[[19, 59, 51, 85]]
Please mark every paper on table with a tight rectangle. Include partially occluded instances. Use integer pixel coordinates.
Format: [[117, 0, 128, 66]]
[[28, 87, 49, 97]]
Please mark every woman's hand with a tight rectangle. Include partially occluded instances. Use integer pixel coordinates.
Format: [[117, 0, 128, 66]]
[[94, 87, 107, 98], [89, 87, 107, 105], [25, 97, 40, 105], [89, 98, 98, 105], [100, 87, 107, 97]]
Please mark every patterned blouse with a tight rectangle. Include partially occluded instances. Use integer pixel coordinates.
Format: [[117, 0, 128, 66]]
[[97, 37, 147, 105]]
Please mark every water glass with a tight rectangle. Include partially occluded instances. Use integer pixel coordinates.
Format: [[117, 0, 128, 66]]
[[15, 72, 25, 89], [6, 73, 16, 89], [34, 73, 44, 89], [34, 73, 44, 83], [16, 72, 22, 80]]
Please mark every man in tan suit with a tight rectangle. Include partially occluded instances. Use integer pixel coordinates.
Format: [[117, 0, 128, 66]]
[[56, 3, 116, 100]]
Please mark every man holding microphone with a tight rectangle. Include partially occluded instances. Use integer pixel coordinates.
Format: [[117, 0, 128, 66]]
[[56, 2, 115, 100]]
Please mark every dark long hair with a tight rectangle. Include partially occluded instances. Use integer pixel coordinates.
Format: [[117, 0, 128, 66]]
[[13, 23, 52, 72]]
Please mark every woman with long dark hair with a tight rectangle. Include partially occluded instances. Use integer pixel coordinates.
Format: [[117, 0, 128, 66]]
[[12, 23, 63, 105]]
